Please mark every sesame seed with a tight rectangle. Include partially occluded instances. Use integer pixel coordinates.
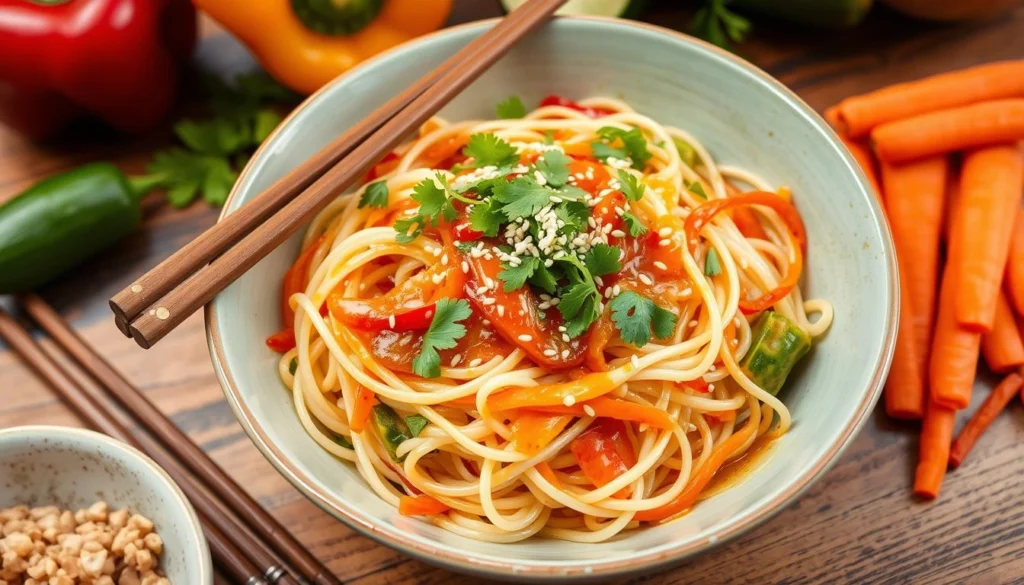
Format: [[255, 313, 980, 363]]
[[612, 285, 621, 296], [583, 405, 596, 417], [483, 298, 496, 305], [561, 349, 570, 359], [450, 355, 462, 367], [476, 286, 489, 295], [639, 274, 653, 286], [631, 355, 640, 369], [604, 288, 614, 299], [682, 287, 693, 296], [432, 247, 442, 257], [562, 334, 571, 342], [388, 315, 396, 328], [639, 423, 649, 433], [708, 384, 716, 391], [654, 261, 668, 271], [659, 239, 672, 247], [461, 261, 469, 273], [611, 229, 626, 238], [497, 305, 505, 317], [518, 334, 533, 342], [543, 348, 557, 357], [658, 227, 673, 237], [469, 358, 483, 367], [431, 273, 445, 284], [441, 254, 449, 266], [689, 319, 699, 327], [563, 395, 576, 406], [558, 325, 567, 332]]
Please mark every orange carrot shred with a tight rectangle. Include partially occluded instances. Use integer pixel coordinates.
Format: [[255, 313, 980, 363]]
[[948, 372, 1023, 469], [980, 292, 1024, 373], [350, 386, 375, 433], [1005, 208, 1024, 317]]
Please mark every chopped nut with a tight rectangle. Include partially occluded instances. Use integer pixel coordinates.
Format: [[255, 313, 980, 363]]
[[140, 574, 168, 585], [106, 511, 128, 532], [118, 567, 140, 585], [79, 547, 107, 577], [125, 517, 152, 538], [2, 533, 33, 557], [141, 535, 161, 557], [85, 503, 108, 524]]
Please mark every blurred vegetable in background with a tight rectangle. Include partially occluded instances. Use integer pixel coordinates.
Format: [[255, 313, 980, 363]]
[[0, 0, 196, 140], [196, 0, 453, 95], [691, 0, 873, 49]]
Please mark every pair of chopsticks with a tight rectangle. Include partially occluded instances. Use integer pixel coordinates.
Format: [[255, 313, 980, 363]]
[[109, 0, 569, 348], [0, 296, 338, 585]]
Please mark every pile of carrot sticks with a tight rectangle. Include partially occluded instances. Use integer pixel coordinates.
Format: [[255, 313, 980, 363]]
[[825, 60, 1024, 500]]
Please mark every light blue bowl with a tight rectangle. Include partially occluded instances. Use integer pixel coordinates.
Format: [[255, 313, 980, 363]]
[[207, 17, 896, 581]]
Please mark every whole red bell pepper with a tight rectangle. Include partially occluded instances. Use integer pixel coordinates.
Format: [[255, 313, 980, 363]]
[[0, 0, 196, 139]]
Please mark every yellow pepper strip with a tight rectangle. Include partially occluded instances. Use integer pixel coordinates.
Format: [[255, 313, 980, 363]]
[[509, 413, 573, 456], [195, 0, 453, 94], [489, 371, 624, 411]]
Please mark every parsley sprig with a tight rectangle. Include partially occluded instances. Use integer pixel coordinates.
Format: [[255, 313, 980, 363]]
[[412, 299, 472, 378], [609, 291, 679, 348]]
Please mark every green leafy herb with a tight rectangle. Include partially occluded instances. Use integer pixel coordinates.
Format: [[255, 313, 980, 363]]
[[688, 180, 709, 200], [146, 149, 238, 208], [528, 264, 559, 294], [543, 130, 556, 145], [609, 291, 679, 347], [558, 281, 600, 338], [673, 137, 699, 168], [288, 358, 298, 375], [333, 435, 354, 449], [463, 133, 519, 168], [173, 117, 251, 156], [359, 181, 389, 209], [468, 198, 504, 237], [690, 0, 751, 50], [704, 247, 722, 276], [622, 211, 648, 237], [616, 170, 646, 202], [592, 127, 652, 170], [393, 217, 423, 244], [405, 415, 429, 437], [496, 95, 527, 119], [555, 201, 590, 236], [413, 175, 458, 224], [499, 256, 541, 292], [535, 149, 571, 187], [585, 244, 622, 277], [493, 176, 576, 220], [412, 299, 472, 378]]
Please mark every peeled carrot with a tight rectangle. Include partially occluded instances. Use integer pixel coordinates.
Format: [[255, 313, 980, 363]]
[[885, 262, 926, 419], [825, 106, 883, 196], [980, 292, 1024, 373], [881, 157, 947, 376], [1005, 208, 1024, 317], [349, 386, 376, 433], [930, 243, 981, 410], [953, 146, 1024, 331], [913, 403, 956, 500], [837, 61, 1024, 138], [525, 397, 675, 430], [948, 372, 1024, 469], [872, 99, 1024, 163], [399, 495, 450, 516]]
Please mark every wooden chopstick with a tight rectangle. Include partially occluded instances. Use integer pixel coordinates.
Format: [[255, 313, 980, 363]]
[[113, 0, 568, 348], [0, 308, 289, 585], [20, 294, 342, 585]]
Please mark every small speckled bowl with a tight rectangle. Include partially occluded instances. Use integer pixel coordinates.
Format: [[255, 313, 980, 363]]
[[0, 425, 212, 584]]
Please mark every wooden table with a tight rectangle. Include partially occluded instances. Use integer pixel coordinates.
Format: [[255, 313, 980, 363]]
[[2, 2, 1023, 583]]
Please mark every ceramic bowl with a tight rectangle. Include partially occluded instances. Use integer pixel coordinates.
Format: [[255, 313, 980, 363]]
[[207, 16, 897, 581], [0, 426, 212, 584]]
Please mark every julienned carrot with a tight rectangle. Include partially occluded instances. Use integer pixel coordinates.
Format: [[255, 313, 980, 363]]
[[880, 156, 947, 376], [948, 372, 1024, 469], [930, 262, 981, 410], [349, 386, 375, 433], [885, 262, 925, 419], [1005, 208, 1024, 316], [980, 292, 1024, 372], [525, 397, 675, 430], [398, 495, 450, 516], [914, 403, 956, 500], [825, 106, 882, 197], [953, 146, 1024, 331], [872, 99, 1024, 163], [837, 61, 1024, 138], [535, 462, 563, 489]]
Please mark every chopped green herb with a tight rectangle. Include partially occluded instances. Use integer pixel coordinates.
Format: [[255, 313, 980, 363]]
[[688, 180, 709, 200], [412, 299, 472, 378], [622, 211, 648, 237], [359, 180, 389, 209], [584, 244, 622, 277], [609, 291, 679, 348], [333, 435, 354, 449], [535, 149, 571, 187], [543, 130, 556, 145], [499, 256, 541, 292], [393, 216, 423, 244], [405, 414, 430, 437], [496, 95, 527, 119], [288, 358, 298, 375], [462, 133, 519, 168], [672, 137, 699, 168], [690, 0, 751, 50], [616, 170, 646, 202], [592, 126, 652, 170], [468, 198, 503, 237], [528, 263, 559, 294], [704, 247, 722, 276]]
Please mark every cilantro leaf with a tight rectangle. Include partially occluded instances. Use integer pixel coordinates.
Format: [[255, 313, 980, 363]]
[[493, 176, 556, 220], [410, 175, 457, 225], [609, 291, 679, 348], [394, 216, 424, 244], [688, 180, 709, 200], [585, 244, 622, 277], [590, 140, 626, 162], [173, 117, 251, 156], [536, 150, 571, 187], [252, 108, 283, 143], [405, 415, 429, 437], [333, 434, 354, 449], [201, 157, 237, 207], [146, 149, 237, 209], [690, 0, 751, 50], [558, 282, 595, 321], [594, 127, 652, 169], [528, 263, 559, 294], [622, 211, 648, 237], [359, 181, 389, 209], [704, 247, 722, 276], [468, 199, 503, 237], [496, 95, 527, 119], [499, 256, 540, 292], [412, 299, 472, 378], [555, 201, 589, 235], [616, 170, 646, 202], [565, 296, 600, 338], [463, 133, 519, 168]]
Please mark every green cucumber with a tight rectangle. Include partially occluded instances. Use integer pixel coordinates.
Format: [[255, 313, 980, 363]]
[[0, 163, 160, 294], [732, 0, 873, 28], [500, 0, 647, 18], [371, 403, 429, 462], [740, 311, 812, 396]]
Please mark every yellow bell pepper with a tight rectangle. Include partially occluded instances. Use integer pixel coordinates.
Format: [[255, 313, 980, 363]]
[[196, 0, 453, 94]]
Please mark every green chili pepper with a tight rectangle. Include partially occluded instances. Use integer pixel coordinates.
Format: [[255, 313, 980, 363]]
[[0, 163, 162, 293], [740, 311, 812, 396], [371, 403, 414, 463]]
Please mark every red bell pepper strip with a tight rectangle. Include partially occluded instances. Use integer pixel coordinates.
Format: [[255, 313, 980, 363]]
[[281, 235, 326, 326], [570, 418, 637, 498], [265, 328, 296, 353], [0, 0, 196, 139], [539, 95, 616, 118]]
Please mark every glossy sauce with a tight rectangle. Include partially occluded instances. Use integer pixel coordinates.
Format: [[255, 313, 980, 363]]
[[700, 432, 778, 499]]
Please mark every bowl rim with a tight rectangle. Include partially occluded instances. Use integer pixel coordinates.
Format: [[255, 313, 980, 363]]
[[0, 425, 214, 585], [206, 15, 898, 580]]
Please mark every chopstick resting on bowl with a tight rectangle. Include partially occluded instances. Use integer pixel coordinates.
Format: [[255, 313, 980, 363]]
[[109, 0, 570, 348], [0, 304, 299, 585]]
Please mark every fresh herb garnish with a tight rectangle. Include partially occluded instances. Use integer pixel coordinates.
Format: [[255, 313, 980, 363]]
[[499, 256, 541, 292], [359, 180, 389, 209], [333, 435, 354, 449], [609, 291, 679, 348], [704, 247, 722, 276], [584, 244, 622, 277], [558, 281, 601, 338], [288, 357, 298, 375], [616, 170, 646, 202], [412, 299, 472, 378], [468, 198, 503, 237], [591, 127, 652, 170], [535, 150, 571, 187], [496, 95, 527, 119], [673, 137, 699, 168], [688, 180, 709, 200], [622, 211, 648, 237], [463, 133, 520, 168], [405, 414, 429, 437], [493, 175, 584, 220], [690, 0, 751, 51]]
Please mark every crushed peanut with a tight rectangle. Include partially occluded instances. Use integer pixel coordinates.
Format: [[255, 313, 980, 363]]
[[0, 502, 169, 585]]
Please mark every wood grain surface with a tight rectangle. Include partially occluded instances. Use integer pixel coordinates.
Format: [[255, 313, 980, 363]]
[[3, 2, 1024, 583]]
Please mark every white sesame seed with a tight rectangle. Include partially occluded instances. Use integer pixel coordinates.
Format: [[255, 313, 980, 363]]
[[482, 298, 496, 305], [558, 325, 567, 332], [612, 285, 621, 296], [497, 305, 505, 317], [659, 239, 672, 247], [469, 358, 483, 367], [518, 334, 533, 342], [544, 348, 557, 357], [611, 229, 626, 238], [689, 319, 699, 327], [682, 287, 693, 296], [483, 319, 491, 326], [708, 384, 716, 391], [441, 254, 449, 266], [583, 405, 596, 417], [654, 261, 668, 271], [388, 315, 396, 328], [450, 355, 462, 367], [658, 227, 673, 237], [476, 286, 489, 295], [432, 247, 442, 257], [563, 395, 576, 406], [461, 261, 469, 273], [631, 355, 640, 369], [604, 288, 614, 299], [561, 349, 570, 359], [431, 273, 445, 284], [639, 274, 653, 286], [562, 334, 571, 342]]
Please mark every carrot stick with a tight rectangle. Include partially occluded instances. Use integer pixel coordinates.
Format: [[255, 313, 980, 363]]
[[913, 403, 956, 499], [948, 372, 1023, 469], [1005, 208, 1024, 316], [885, 261, 926, 419], [350, 386, 376, 433], [535, 462, 564, 489], [837, 61, 1024, 138], [398, 495, 449, 516], [980, 292, 1024, 373], [825, 106, 883, 197], [940, 163, 960, 245], [524, 397, 675, 430], [872, 99, 1024, 163], [953, 146, 1024, 331], [881, 157, 947, 375]]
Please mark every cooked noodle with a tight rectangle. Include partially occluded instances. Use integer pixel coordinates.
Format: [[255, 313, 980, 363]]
[[272, 97, 833, 542]]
